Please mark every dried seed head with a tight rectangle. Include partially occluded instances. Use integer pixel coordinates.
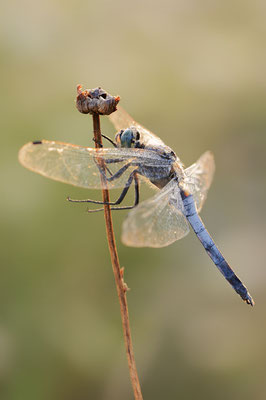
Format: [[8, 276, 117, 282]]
[[76, 85, 120, 115]]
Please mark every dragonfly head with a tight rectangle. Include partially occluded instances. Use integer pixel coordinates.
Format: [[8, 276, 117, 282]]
[[115, 128, 140, 148]]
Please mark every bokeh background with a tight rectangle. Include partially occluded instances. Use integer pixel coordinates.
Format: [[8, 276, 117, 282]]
[[1, 1, 266, 399]]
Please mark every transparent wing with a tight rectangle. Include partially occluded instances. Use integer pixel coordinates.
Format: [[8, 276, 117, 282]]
[[122, 180, 190, 248], [109, 106, 167, 148], [108, 105, 137, 131], [19, 140, 174, 190], [184, 151, 215, 212]]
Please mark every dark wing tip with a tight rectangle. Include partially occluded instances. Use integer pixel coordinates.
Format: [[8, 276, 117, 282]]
[[32, 141, 43, 145]]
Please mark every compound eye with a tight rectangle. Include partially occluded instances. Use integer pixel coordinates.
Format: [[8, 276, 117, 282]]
[[120, 129, 135, 148]]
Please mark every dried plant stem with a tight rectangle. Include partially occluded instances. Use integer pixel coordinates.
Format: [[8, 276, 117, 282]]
[[92, 113, 143, 400]]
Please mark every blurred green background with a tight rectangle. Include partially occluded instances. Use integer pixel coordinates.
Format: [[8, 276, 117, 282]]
[[1, 1, 266, 399]]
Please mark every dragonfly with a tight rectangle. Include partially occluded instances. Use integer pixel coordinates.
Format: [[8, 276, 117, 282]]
[[18, 106, 254, 306]]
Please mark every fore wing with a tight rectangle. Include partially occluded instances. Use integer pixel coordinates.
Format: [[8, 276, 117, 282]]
[[108, 105, 137, 131], [109, 106, 167, 147], [184, 151, 215, 212], [122, 180, 189, 248], [18, 140, 172, 190]]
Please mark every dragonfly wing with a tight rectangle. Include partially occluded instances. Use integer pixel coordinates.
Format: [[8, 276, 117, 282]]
[[108, 105, 137, 132], [19, 140, 173, 189], [109, 106, 168, 148], [122, 180, 190, 248], [184, 151, 215, 212]]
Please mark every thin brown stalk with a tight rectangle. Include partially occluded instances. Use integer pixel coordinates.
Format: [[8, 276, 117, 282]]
[[92, 113, 143, 400]]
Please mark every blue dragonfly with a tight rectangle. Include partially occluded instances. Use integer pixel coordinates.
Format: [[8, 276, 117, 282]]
[[18, 107, 254, 305]]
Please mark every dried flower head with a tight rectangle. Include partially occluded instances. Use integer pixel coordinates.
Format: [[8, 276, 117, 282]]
[[76, 85, 120, 115]]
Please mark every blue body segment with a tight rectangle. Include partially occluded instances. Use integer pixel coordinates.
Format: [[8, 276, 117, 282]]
[[181, 192, 254, 305]]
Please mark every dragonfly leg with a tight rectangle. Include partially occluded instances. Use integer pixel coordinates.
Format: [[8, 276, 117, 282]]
[[91, 153, 113, 177], [92, 134, 117, 148], [87, 172, 140, 212], [92, 138, 103, 148], [92, 155, 132, 183], [68, 169, 138, 206], [96, 161, 132, 182], [101, 134, 117, 147]]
